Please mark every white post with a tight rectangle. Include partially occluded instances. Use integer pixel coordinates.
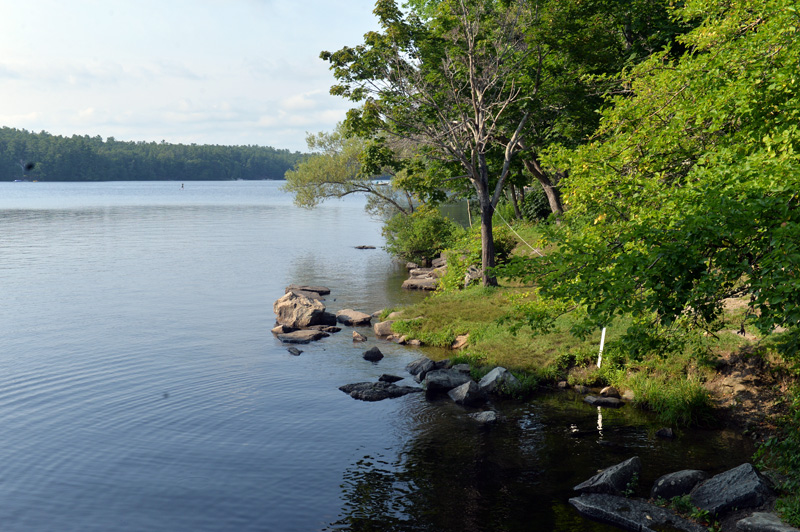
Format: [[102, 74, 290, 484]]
[[597, 327, 607, 368]]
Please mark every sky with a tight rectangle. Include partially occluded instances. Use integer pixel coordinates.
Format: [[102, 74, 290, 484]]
[[0, 0, 381, 152]]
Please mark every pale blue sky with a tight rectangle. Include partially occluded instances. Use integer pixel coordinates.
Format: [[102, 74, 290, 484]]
[[0, 0, 380, 151]]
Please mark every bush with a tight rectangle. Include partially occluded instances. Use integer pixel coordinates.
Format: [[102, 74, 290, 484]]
[[382, 205, 464, 264], [520, 186, 551, 222]]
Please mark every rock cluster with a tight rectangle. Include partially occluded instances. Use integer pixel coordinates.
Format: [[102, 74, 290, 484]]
[[401, 256, 447, 291], [570, 458, 795, 532]]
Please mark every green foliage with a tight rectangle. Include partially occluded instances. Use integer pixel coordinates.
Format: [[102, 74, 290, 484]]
[[0, 127, 302, 181], [504, 0, 800, 357], [520, 186, 551, 222], [755, 390, 800, 526], [382, 205, 463, 263], [437, 224, 517, 292]]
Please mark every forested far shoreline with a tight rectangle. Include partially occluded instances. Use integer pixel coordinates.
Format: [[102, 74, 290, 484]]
[[0, 127, 305, 182]]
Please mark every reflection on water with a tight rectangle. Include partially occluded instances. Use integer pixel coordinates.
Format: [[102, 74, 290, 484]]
[[328, 391, 754, 532]]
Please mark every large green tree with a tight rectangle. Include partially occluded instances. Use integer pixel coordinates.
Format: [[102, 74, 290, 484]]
[[507, 0, 800, 353]]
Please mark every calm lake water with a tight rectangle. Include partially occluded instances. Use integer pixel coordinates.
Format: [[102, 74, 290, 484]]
[[0, 181, 753, 531]]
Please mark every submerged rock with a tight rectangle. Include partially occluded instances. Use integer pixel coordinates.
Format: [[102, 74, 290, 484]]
[[339, 382, 423, 402], [574, 456, 642, 496], [276, 330, 330, 344], [584, 395, 625, 408], [286, 347, 303, 356], [569, 494, 706, 532]]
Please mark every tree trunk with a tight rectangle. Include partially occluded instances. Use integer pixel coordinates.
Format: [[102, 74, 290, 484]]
[[523, 159, 564, 215], [479, 189, 498, 287]]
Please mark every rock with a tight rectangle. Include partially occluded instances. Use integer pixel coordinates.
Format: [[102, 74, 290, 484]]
[[339, 382, 423, 402], [286, 288, 326, 300], [469, 411, 500, 424], [622, 389, 635, 401], [402, 277, 438, 290], [737, 512, 800, 532], [285, 284, 331, 296], [478, 367, 520, 394], [319, 312, 337, 326], [656, 427, 675, 439], [378, 374, 404, 383], [557, 381, 569, 389], [451, 363, 472, 374], [355, 245, 376, 249], [406, 356, 436, 382], [336, 309, 372, 326], [451, 334, 469, 349], [405, 262, 418, 270], [373, 320, 395, 337], [287, 347, 303, 356], [409, 267, 435, 278], [448, 381, 484, 406], [574, 385, 590, 394], [584, 395, 625, 408], [271, 324, 296, 334], [274, 291, 328, 328], [574, 457, 642, 496], [352, 331, 368, 342], [386, 311, 403, 320], [434, 359, 451, 370], [650, 470, 708, 500], [306, 325, 341, 333], [276, 330, 330, 344], [393, 335, 408, 344], [423, 369, 473, 393], [691, 463, 773, 517], [600, 386, 621, 398], [408, 339, 423, 346], [431, 256, 447, 268], [363, 347, 384, 362], [569, 494, 707, 532]]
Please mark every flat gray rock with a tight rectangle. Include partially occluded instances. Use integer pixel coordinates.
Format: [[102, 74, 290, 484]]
[[691, 463, 773, 516], [276, 330, 330, 344], [570, 494, 707, 532], [336, 309, 372, 326], [574, 457, 642, 496], [339, 382, 423, 402], [401, 277, 438, 290], [737, 512, 800, 532], [285, 284, 330, 295]]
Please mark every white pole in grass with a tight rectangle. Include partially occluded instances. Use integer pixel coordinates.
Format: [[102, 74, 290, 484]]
[[597, 327, 607, 368]]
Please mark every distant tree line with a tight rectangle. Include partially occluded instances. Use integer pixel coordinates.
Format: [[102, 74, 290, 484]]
[[0, 127, 305, 181]]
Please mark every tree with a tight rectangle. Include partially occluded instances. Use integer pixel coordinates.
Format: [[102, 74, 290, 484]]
[[506, 0, 800, 354], [323, 0, 536, 286], [283, 124, 416, 217]]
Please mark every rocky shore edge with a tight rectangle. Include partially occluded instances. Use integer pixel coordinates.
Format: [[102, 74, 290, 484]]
[[271, 283, 798, 531]]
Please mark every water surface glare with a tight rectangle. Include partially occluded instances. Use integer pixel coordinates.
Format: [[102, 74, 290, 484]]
[[0, 181, 753, 531]]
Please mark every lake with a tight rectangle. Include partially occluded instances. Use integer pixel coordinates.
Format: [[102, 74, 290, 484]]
[[0, 181, 753, 531]]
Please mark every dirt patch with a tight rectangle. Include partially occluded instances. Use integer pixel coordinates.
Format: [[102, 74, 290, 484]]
[[704, 347, 795, 439]]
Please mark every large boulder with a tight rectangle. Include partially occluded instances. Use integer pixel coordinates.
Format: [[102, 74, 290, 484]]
[[423, 369, 472, 393], [478, 367, 520, 394], [373, 320, 395, 337], [274, 292, 327, 328], [276, 330, 330, 344], [336, 309, 372, 326], [574, 457, 642, 496], [406, 356, 436, 383], [690, 463, 773, 517], [448, 380, 484, 406], [339, 382, 423, 402], [650, 470, 708, 500], [570, 494, 707, 532]]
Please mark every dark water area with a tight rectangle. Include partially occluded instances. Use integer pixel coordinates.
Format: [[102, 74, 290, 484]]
[[0, 181, 754, 531]]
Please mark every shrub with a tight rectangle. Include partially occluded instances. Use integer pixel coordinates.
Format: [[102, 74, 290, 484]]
[[437, 224, 518, 291], [382, 205, 464, 264]]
